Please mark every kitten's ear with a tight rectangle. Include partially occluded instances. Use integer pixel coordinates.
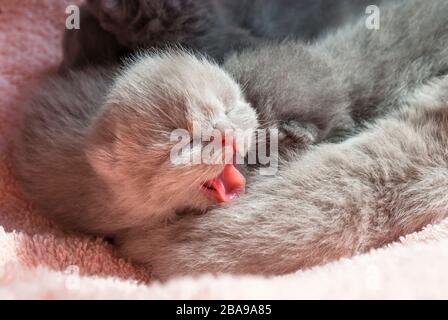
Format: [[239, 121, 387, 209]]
[[85, 109, 120, 181]]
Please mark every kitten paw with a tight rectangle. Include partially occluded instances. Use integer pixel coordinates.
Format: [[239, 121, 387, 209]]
[[278, 120, 318, 152]]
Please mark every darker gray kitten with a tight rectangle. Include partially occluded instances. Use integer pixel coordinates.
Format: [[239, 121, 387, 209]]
[[62, 0, 371, 67]]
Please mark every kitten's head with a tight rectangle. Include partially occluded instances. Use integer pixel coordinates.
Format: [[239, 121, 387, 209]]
[[86, 51, 258, 221]]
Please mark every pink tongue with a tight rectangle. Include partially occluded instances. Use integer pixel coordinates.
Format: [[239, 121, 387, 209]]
[[204, 164, 246, 203]]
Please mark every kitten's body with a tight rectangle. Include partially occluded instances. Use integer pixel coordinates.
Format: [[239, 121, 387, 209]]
[[123, 76, 448, 279]]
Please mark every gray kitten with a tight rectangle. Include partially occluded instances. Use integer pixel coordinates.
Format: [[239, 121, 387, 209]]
[[14, 52, 257, 235]]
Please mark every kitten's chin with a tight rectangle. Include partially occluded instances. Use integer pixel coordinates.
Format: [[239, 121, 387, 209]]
[[200, 164, 246, 203]]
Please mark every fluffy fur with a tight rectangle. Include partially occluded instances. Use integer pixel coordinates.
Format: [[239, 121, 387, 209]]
[[121, 76, 448, 279], [13, 52, 258, 235]]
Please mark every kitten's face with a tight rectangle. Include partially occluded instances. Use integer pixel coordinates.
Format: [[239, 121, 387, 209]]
[[87, 52, 258, 220]]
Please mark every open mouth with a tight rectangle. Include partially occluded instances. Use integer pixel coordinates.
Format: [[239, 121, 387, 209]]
[[201, 164, 246, 203]]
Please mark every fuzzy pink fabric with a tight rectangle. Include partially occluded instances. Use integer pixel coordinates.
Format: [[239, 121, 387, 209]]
[[1, 0, 448, 299]]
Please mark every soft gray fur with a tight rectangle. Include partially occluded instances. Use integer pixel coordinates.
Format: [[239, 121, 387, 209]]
[[122, 76, 448, 279]]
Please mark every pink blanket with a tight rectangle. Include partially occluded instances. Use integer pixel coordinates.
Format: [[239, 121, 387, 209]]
[[1, 0, 448, 299]]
